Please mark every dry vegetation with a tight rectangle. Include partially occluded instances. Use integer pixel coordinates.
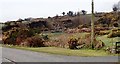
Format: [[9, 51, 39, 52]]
[[1, 12, 120, 52]]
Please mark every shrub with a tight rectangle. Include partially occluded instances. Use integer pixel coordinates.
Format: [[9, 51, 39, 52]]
[[3, 29, 18, 45], [22, 36, 45, 47], [68, 37, 78, 49], [78, 24, 89, 29], [107, 28, 120, 38], [43, 34, 67, 48], [3, 37, 16, 45], [77, 34, 105, 49], [3, 28, 36, 45], [41, 34, 49, 40], [78, 35, 91, 48], [108, 32, 120, 38], [95, 31, 110, 35], [94, 40, 105, 49], [113, 22, 119, 27]]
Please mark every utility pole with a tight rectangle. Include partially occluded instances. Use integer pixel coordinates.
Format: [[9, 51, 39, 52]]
[[91, 0, 94, 49]]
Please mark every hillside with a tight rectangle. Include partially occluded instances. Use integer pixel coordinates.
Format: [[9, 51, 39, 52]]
[[1, 11, 120, 53], [1, 14, 93, 32], [1, 12, 120, 33]]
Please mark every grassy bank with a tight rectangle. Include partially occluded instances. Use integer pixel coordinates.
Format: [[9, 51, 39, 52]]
[[97, 35, 119, 47], [2, 33, 119, 56], [3, 45, 117, 57]]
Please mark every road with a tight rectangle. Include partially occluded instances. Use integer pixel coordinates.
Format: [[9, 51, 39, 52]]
[[2, 47, 119, 62]]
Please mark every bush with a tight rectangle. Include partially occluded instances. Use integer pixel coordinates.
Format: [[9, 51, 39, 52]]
[[68, 37, 78, 49], [43, 34, 67, 48], [108, 32, 120, 38], [41, 34, 49, 40], [77, 34, 105, 49], [78, 35, 91, 48], [3, 28, 36, 45], [94, 40, 105, 49], [3, 37, 16, 45], [107, 28, 120, 38], [3, 29, 18, 45], [113, 22, 119, 27], [95, 31, 110, 35], [22, 36, 45, 47]]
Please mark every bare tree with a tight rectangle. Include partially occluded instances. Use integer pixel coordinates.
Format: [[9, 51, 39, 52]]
[[113, 1, 120, 11], [62, 12, 65, 16], [113, 4, 118, 12], [77, 12, 80, 16], [81, 10, 87, 15], [67, 11, 74, 16]]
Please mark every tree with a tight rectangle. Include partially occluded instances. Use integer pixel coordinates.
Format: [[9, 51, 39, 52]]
[[62, 12, 65, 16], [74, 12, 77, 16], [113, 1, 120, 11], [48, 16, 51, 19], [67, 11, 73, 16], [17, 18, 23, 22], [113, 4, 118, 12], [77, 12, 80, 16], [24, 17, 33, 21], [81, 10, 87, 15]]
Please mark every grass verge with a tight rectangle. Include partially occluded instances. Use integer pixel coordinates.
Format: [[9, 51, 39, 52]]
[[97, 35, 119, 47], [3, 45, 118, 57]]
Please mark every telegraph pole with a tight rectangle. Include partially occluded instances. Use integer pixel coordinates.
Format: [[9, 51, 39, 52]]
[[91, 0, 94, 49]]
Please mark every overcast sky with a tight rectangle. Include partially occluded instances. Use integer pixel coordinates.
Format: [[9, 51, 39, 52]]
[[0, 0, 120, 22]]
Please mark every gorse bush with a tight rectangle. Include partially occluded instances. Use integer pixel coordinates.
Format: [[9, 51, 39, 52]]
[[68, 37, 78, 49], [95, 31, 110, 35], [107, 32, 120, 38], [3, 28, 19, 45], [22, 36, 45, 47], [77, 34, 105, 49], [3, 28, 36, 45], [41, 34, 49, 40], [107, 28, 120, 38]]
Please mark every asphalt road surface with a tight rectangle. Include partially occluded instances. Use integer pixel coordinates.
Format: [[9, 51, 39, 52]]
[[2, 47, 119, 62]]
